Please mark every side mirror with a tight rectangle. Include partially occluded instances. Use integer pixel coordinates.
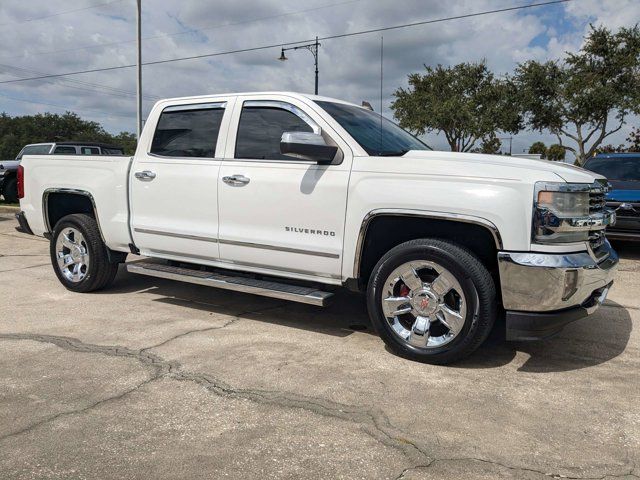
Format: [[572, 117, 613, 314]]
[[280, 132, 338, 164]]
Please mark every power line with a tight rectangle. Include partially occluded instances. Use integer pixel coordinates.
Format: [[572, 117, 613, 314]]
[[0, 63, 161, 101], [0, 0, 366, 60], [0, 0, 123, 28], [0, 92, 132, 118], [0, 0, 573, 85]]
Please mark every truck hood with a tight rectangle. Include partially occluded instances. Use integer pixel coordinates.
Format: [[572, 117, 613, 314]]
[[400, 150, 603, 184]]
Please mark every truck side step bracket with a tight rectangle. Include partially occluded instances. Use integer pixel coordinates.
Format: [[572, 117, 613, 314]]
[[126, 260, 334, 306]]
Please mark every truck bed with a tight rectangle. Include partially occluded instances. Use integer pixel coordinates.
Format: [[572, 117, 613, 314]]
[[19, 154, 133, 253]]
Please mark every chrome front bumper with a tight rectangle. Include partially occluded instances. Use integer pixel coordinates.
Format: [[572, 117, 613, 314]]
[[498, 240, 618, 340], [498, 240, 618, 312]]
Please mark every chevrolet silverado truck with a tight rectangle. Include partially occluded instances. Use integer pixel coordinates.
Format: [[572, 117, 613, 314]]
[[16, 92, 618, 364]]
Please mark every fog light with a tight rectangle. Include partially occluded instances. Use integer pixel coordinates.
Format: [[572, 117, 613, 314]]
[[562, 270, 579, 301]]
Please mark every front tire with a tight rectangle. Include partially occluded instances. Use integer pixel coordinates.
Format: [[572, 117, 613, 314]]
[[50, 214, 119, 292], [367, 239, 496, 364]]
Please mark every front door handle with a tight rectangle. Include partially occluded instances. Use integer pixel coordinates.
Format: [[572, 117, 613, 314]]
[[222, 174, 250, 186], [134, 170, 156, 181]]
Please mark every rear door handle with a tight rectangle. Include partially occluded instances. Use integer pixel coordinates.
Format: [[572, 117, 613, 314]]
[[222, 174, 250, 186], [134, 170, 156, 181]]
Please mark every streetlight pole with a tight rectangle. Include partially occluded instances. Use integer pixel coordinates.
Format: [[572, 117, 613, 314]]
[[278, 37, 320, 95], [136, 0, 142, 140]]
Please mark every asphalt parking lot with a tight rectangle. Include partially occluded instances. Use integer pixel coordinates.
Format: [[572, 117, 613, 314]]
[[0, 211, 638, 480]]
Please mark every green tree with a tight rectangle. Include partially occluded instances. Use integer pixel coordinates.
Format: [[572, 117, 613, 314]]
[[626, 126, 640, 151], [528, 141, 547, 159], [472, 134, 502, 154], [546, 144, 566, 161], [391, 62, 521, 152], [514, 25, 640, 166], [0, 111, 137, 158]]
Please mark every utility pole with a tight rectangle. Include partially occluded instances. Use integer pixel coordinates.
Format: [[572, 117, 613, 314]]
[[136, 0, 142, 140]]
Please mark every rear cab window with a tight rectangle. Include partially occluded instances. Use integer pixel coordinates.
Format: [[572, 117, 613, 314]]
[[80, 147, 100, 155], [17, 144, 53, 159], [54, 146, 77, 155], [150, 102, 226, 158]]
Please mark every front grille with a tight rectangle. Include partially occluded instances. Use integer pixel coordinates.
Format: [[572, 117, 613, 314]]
[[607, 202, 640, 218], [589, 191, 606, 213]]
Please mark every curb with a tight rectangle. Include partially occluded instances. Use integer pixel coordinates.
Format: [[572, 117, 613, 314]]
[[0, 205, 20, 214]]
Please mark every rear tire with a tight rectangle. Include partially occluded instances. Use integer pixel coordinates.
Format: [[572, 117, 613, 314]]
[[2, 176, 17, 203], [50, 214, 119, 292], [367, 239, 496, 364]]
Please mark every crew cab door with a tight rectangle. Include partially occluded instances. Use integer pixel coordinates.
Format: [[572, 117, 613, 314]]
[[217, 95, 352, 282], [129, 98, 234, 261]]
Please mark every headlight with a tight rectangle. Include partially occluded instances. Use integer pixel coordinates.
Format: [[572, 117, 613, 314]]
[[537, 190, 589, 217], [532, 181, 611, 244]]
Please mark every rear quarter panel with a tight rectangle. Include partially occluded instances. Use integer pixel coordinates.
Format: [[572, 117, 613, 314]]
[[20, 154, 132, 251]]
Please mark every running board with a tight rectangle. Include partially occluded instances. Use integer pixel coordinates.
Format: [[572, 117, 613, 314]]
[[126, 260, 334, 306]]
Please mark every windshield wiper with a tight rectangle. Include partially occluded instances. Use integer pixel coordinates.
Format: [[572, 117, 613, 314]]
[[377, 149, 409, 157]]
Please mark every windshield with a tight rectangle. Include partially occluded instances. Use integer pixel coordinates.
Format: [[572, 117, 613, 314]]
[[17, 144, 53, 159], [584, 156, 640, 182], [315, 101, 429, 156]]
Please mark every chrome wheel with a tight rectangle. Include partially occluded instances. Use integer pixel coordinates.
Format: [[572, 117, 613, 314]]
[[55, 227, 90, 283], [382, 260, 467, 349]]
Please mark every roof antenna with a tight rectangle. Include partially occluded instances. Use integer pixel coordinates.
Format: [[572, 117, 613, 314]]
[[379, 35, 383, 154]]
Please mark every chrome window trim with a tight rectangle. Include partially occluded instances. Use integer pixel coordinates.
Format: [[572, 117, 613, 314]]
[[242, 100, 321, 135], [162, 102, 226, 113], [353, 209, 503, 278]]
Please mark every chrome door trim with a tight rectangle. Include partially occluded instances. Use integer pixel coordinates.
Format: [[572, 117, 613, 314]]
[[134, 228, 218, 243], [146, 249, 340, 280], [219, 258, 341, 279], [134, 170, 156, 181], [136, 229, 339, 258], [219, 238, 340, 259], [353, 208, 503, 278]]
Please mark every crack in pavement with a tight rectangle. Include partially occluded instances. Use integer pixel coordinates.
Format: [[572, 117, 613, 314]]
[[0, 331, 429, 464], [0, 262, 49, 273], [139, 302, 287, 353], [0, 331, 636, 480], [395, 458, 639, 480]]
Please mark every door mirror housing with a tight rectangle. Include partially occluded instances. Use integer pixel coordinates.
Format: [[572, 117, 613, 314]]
[[280, 132, 338, 164]]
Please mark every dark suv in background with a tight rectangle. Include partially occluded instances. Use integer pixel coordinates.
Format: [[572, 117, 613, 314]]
[[584, 153, 640, 241]]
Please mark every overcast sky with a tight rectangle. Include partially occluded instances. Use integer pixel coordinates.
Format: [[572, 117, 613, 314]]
[[0, 0, 638, 155]]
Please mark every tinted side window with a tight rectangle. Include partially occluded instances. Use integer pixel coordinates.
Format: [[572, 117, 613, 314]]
[[54, 146, 77, 154], [80, 147, 99, 155], [235, 106, 313, 160], [151, 106, 224, 158]]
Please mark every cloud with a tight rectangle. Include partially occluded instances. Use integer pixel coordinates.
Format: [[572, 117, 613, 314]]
[[0, 0, 638, 154]]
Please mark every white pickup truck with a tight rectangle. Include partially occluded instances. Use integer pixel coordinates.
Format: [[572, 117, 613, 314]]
[[16, 92, 618, 364]]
